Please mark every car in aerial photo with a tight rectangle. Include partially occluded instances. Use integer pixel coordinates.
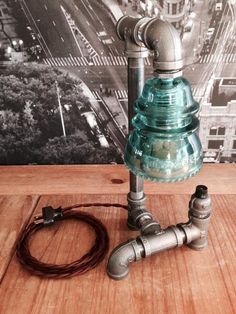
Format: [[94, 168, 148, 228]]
[[215, 2, 223, 11], [206, 27, 215, 41]]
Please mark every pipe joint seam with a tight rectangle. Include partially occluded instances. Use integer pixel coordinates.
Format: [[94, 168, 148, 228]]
[[178, 223, 201, 244], [129, 240, 142, 261], [127, 192, 146, 206], [138, 236, 152, 257], [170, 226, 186, 247]]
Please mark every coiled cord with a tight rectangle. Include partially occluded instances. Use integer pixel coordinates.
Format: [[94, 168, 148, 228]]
[[16, 203, 128, 278]]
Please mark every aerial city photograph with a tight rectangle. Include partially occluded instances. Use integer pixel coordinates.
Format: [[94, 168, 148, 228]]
[[0, 0, 235, 164]]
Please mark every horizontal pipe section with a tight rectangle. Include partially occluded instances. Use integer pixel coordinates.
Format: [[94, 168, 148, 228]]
[[107, 224, 194, 280]]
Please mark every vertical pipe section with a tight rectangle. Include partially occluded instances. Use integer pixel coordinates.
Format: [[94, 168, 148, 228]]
[[128, 57, 145, 200]]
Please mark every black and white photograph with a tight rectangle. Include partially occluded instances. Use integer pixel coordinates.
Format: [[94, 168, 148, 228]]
[[0, 0, 235, 164], [1, 2, 236, 312]]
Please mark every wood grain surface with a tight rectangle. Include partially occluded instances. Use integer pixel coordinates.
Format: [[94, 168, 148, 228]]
[[0, 164, 235, 195], [0, 193, 235, 314], [0, 195, 39, 282]]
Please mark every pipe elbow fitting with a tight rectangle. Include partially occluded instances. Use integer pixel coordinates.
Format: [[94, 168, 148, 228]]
[[106, 239, 143, 280], [141, 18, 183, 72], [116, 16, 183, 72]]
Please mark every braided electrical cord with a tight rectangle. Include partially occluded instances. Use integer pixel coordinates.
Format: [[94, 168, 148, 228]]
[[16, 203, 128, 278]]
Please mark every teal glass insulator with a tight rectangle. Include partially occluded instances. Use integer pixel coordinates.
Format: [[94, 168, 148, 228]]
[[124, 76, 203, 182]]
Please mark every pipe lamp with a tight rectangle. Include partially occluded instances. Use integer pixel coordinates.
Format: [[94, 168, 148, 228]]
[[106, 16, 212, 280]]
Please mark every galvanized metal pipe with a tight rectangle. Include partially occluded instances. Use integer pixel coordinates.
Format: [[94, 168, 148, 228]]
[[117, 15, 185, 208], [116, 16, 149, 204], [128, 57, 145, 201], [116, 15, 183, 74], [107, 16, 211, 281], [107, 186, 211, 280]]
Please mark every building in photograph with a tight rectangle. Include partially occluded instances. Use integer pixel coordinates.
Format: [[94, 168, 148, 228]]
[[199, 78, 236, 163], [156, 0, 195, 34], [128, 0, 194, 33]]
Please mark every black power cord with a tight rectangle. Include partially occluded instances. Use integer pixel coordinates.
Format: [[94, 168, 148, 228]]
[[16, 203, 128, 278]]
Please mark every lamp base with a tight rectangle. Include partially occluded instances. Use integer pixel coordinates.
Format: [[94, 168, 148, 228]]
[[107, 185, 211, 280]]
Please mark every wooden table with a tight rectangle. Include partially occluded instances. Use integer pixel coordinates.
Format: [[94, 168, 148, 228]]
[[0, 164, 235, 314]]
